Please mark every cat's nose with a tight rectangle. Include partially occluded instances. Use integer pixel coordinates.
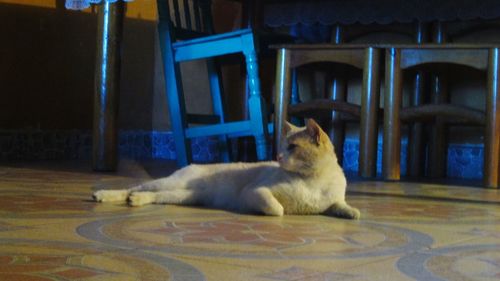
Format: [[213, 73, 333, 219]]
[[277, 153, 283, 162]]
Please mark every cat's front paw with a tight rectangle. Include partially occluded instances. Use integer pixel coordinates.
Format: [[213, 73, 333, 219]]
[[128, 192, 156, 207], [327, 202, 361, 220], [263, 203, 284, 216], [345, 207, 361, 220], [93, 190, 128, 203]]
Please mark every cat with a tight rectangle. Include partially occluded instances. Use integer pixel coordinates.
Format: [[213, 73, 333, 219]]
[[93, 119, 360, 219]]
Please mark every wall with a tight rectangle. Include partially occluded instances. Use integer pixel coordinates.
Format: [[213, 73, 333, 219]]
[[0, 1, 496, 179], [0, 0, 240, 132]]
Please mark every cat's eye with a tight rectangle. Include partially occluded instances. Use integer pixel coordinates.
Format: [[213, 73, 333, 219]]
[[287, 143, 298, 151]]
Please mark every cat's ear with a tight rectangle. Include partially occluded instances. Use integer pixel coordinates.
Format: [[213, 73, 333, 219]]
[[283, 121, 297, 135], [306, 119, 322, 144]]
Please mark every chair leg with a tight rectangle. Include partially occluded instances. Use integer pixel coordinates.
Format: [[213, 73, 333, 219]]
[[408, 70, 427, 177], [274, 48, 292, 157], [206, 59, 230, 162], [166, 64, 191, 167], [243, 37, 268, 161], [158, 21, 191, 166], [383, 48, 403, 180], [360, 47, 381, 178], [485, 48, 500, 188]]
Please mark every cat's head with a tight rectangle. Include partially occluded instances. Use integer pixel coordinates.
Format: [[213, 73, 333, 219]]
[[277, 119, 338, 175]]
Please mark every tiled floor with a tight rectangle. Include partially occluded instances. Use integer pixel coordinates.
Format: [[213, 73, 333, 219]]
[[0, 160, 499, 281]]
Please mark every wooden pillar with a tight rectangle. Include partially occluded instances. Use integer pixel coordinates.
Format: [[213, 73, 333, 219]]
[[485, 48, 500, 188], [383, 48, 403, 180], [407, 22, 429, 177], [428, 21, 449, 178], [92, 1, 124, 171]]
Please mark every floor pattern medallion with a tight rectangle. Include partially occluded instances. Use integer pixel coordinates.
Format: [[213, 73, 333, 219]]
[[77, 212, 434, 259]]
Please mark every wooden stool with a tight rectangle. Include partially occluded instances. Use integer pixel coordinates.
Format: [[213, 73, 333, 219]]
[[273, 44, 381, 178], [383, 44, 500, 188]]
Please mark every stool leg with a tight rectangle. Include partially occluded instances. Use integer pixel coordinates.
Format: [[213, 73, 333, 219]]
[[486, 48, 500, 188], [243, 36, 268, 161], [383, 48, 403, 180], [206, 59, 230, 162], [327, 76, 347, 165], [360, 47, 381, 178], [274, 48, 292, 156]]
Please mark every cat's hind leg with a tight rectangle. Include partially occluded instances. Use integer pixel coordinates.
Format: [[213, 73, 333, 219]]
[[325, 201, 360, 220], [128, 189, 197, 207], [93, 179, 164, 203]]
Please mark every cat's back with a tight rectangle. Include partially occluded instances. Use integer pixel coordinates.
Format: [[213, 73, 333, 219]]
[[188, 161, 276, 171], [176, 161, 281, 186]]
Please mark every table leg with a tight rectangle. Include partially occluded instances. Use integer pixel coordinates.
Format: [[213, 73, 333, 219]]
[[428, 21, 449, 178], [326, 25, 346, 164], [327, 76, 347, 165], [408, 70, 427, 177], [408, 22, 429, 177]]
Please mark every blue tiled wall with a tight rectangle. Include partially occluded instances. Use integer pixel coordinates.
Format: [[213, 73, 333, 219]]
[[0, 130, 484, 180], [341, 138, 483, 179]]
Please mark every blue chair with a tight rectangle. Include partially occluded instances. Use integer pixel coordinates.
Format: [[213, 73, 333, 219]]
[[156, 0, 269, 166]]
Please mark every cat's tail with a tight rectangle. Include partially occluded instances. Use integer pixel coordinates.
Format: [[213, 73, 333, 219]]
[[325, 201, 361, 220]]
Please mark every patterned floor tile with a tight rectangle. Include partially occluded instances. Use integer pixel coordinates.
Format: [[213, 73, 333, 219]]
[[0, 160, 498, 281]]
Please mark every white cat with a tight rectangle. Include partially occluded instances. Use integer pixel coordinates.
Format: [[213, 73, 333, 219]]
[[93, 119, 360, 219]]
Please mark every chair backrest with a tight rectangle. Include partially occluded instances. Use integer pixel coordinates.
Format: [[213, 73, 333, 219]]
[[157, 0, 215, 41]]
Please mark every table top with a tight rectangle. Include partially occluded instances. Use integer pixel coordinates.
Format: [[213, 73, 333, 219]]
[[263, 0, 500, 26], [65, 0, 133, 10]]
